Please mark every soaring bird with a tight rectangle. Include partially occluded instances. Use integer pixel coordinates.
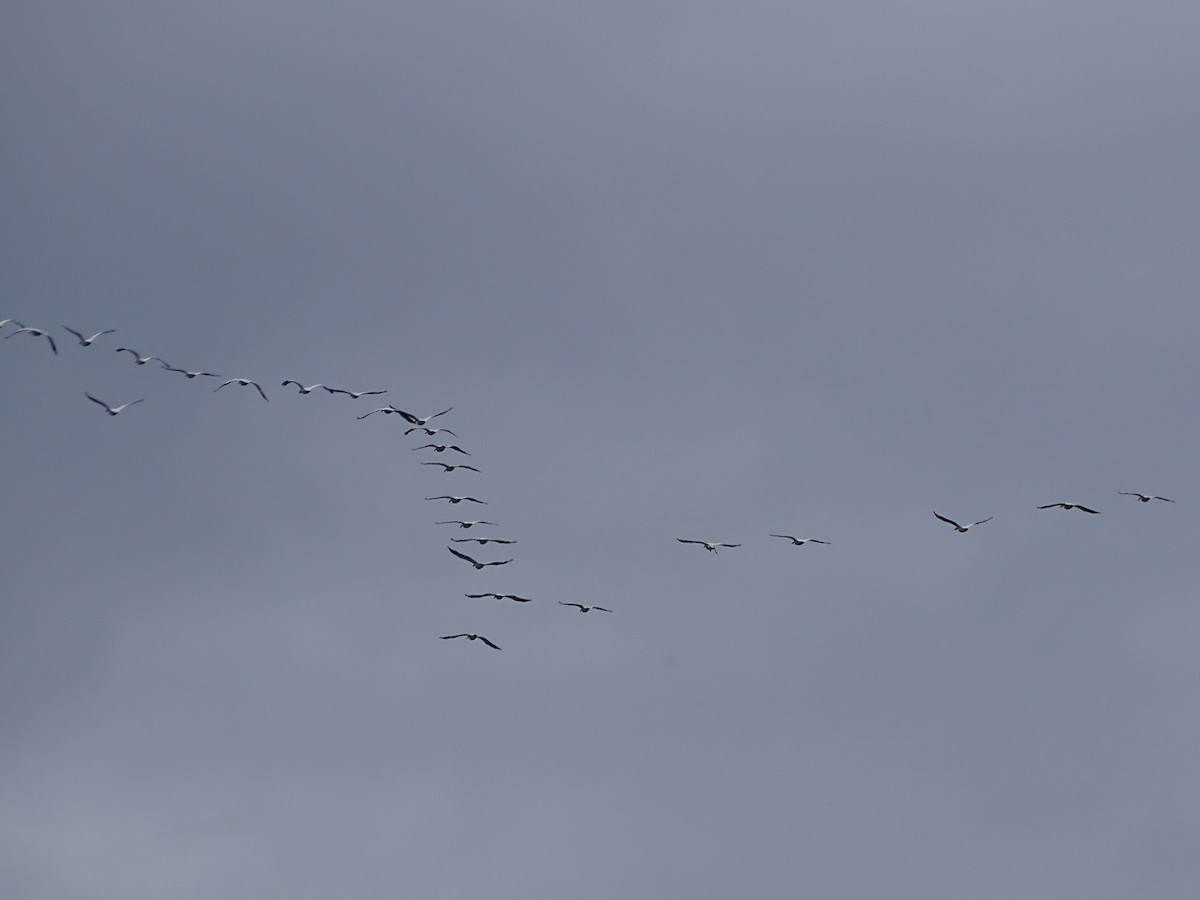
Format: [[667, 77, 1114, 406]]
[[677, 539, 741, 553], [392, 407, 452, 427], [1119, 492, 1174, 503], [466, 592, 532, 602], [322, 386, 387, 399], [421, 462, 480, 473], [214, 378, 269, 402], [436, 520, 499, 528], [357, 405, 406, 419], [447, 547, 512, 569], [1038, 502, 1100, 514], [282, 380, 324, 394], [451, 537, 515, 545], [933, 512, 994, 533], [405, 426, 458, 437], [440, 633, 501, 650], [427, 495, 487, 505], [161, 363, 220, 379], [115, 347, 165, 365], [413, 443, 470, 455], [85, 393, 144, 416], [63, 326, 116, 347], [6, 326, 57, 354], [559, 602, 612, 613], [769, 534, 831, 545]]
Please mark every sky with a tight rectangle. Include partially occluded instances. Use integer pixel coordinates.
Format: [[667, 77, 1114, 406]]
[[3, 1, 1200, 897]]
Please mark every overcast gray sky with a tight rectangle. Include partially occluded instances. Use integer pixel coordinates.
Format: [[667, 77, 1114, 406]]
[[3, 2, 1200, 897]]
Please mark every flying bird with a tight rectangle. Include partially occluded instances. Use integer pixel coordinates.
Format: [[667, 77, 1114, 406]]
[[357, 405, 406, 419], [1118, 492, 1174, 503], [1037, 502, 1100, 514], [932, 512, 994, 533], [85, 392, 144, 416], [447, 546, 512, 569], [6, 326, 57, 354], [322, 386, 388, 399], [405, 426, 458, 437], [214, 378, 269, 401], [115, 347, 165, 365], [440, 633, 501, 650], [161, 363, 220, 379], [436, 520, 499, 528], [427, 495, 487, 505], [769, 534, 830, 545], [413, 443, 470, 455], [421, 462, 480, 473], [676, 539, 741, 553], [559, 602, 612, 613], [63, 326, 116, 347], [282, 380, 324, 394], [392, 407, 452, 427], [465, 592, 532, 602], [451, 537, 515, 545]]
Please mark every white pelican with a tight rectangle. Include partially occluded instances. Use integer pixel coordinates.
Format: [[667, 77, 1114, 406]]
[[63, 326, 116, 347], [413, 443, 470, 455], [214, 378, 269, 402], [465, 592, 531, 602], [1118, 492, 1174, 503], [427, 495, 487, 505], [769, 534, 831, 545], [1038, 502, 1100, 514], [436, 520, 499, 528], [357, 405, 405, 419], [932, 512, 993, 533], [447, 546, 512, 569], [677, 539, 741, 553], [161, 363, 220, 379], [6, 326, 57, 354], [440, 633, 501, 649], [451, 537, 515, 545], [559, 602, 611, 613], [322, 386, 387, 399], [85, 392, 144, 416], [282, 381, 324, 394], [115, 347, 165, 365], [405, 426, 458, 437], [421, 462, 480, 473], [392, 407, 452, 427]]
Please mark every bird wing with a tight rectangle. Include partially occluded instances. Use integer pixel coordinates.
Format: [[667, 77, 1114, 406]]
[[1154, 497, 1175, 502], [478, 636, 501, 650], [323, 387, 351, 396], [720, 543, 742, 548], [249, 381, 269, 401], [970, 517, 994, 527], [677, 539, 701, 545], [447, 546, 479, 565], [84, 393, 110, 411], [594, 606, 612, 612], [1076, 505, 1101, 514], [504, 595, 532, 602], [933, 512, 962, 529], [63, 326, 85, 343], [484, 558, 513, 567], [440, 634, 467, 640], [463, 497, 487, 504], [1037, 504, 1064, 509], [559, 602, 584, 609], [429, 407, 453, 420], [769, 534, 797, 541]]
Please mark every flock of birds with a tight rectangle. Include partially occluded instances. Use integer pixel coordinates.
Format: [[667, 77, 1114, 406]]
[[5, 317, 1179, 651]]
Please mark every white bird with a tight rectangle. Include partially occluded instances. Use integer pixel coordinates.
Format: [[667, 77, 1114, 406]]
[[427, 495, 487, 504], [559, 602, 611, 613], [932, 512, 993, 533], [115, 347, 165, 366], [676, 539, 741, 553], [422, 462, 480, 473], [214, 378, 269, 402], [85, 392, 144, 416], [769, 534, 830, 545], [1118, 492, 1174, 503], [282, 380, 324, 394], [447, 546, 513, 569], [1037, 502, 1100, 514], [451, 537, 515, 545], [436, 520, 499, 528], [63, 326, 116, 347], [440, 633, 501, 649], [465, 592, 531, 602], [405, 426, 458, 437], [357, 405, 406, 419], [391, 407, 452, 427], [413, 443, 470, 455], [161, 363, 220, 379], [322, 386, 388, 399], [6, 326, 57, 354]]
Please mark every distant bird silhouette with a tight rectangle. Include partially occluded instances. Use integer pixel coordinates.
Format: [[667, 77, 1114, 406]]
[[466, 592, 532, 602], [1037, 502, 1100, 514], [214, 378, 269, 401], [413, 443, 470, 455], [63, 326, 115, 347], [932, 512, 993, 533], [427, 495, 487, 505], [405, 426, 458, 437], [392, 407, 452, 427], [323, 386, 387, 399], [85, 393, 144, 416], [421, 462, 480, 473], [440, 633, 501, 650], [436, 520, 499, 528], [559, 602, 611, 613], [769, 534, 830, 545], [677, 539, 741, 553], [1119, 492, 1174, 503], [282, 381, 324, 394], [451, 537, 515, 545], [447, 547, 512, 569], [115, 347, 164, 365], [357, 405, 406, 419], [6, 326, 57, 354], [160, 363, 220, 379]]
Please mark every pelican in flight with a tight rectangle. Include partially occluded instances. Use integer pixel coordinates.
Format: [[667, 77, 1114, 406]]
[[440, 633, 501, 650], [1037, 502, 1100, 514], [115, 347, 165, 365], [413, 443, 470, 455], [405, 426, 458, 437], [282, 381, 324, 394], [769, 534, 830, 545], [85, 393, 144, 416], [63, 326, 115, 347], [214, 378, 269, 401], [559, 602, 612, 613], [451, 537, 515, 545], [1119, 492, 1174, 503], [323, 386, 387, 399], [161, 363, 219, 379], [466, 592, 532, 603], [421, 462, 480, 473], [447, 546, 512, 569], [357, 405, 407, 419], [933, 512, 993, 533], [6, 326, 57, 354], [392, 407, 452, 427], [427, 495, 487, 505], [436, 520, 499, 528], [677, 539, 741, 553]]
